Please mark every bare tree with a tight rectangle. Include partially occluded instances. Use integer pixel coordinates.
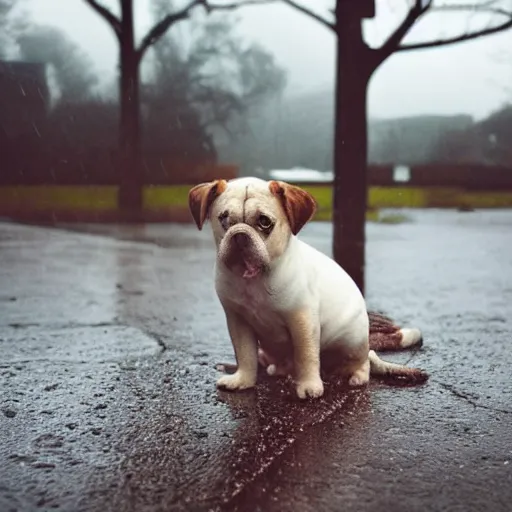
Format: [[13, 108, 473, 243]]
[[83, 0, 269, 214], [82, 0, 198, 212], [277, 0, 512, 294], [146, 14, 286, 153]]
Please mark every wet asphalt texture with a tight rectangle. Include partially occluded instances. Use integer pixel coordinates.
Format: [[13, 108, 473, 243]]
[[1, 209, 511, 512]]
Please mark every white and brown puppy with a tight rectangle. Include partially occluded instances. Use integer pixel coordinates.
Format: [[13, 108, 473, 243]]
[[188, 177, 427, 399]]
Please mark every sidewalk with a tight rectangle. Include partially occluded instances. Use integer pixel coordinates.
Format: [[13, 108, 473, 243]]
[[1, 210, 511, 512]]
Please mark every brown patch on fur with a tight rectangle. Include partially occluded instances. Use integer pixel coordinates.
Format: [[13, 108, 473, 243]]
[[284, 308, 320, 381], [369, 311, 404, 351], [375, 366, 429, 385], [268, 180, 317, 235], [369, 331, 404, 351], [188, 180, 227, 230]]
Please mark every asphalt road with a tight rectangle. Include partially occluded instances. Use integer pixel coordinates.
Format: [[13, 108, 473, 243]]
[[1, 209, 511, 512]]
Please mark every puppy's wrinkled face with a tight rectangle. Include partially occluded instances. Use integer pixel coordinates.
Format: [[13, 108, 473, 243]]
[[188, 177, 317, 279], [210, 179, 291, 278]]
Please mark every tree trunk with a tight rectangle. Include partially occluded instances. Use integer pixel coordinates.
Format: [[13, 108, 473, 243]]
[[118, 0, 142, 214], [333, 7, 373, 295]]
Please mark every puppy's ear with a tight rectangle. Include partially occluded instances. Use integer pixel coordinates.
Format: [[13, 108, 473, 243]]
[[188, 180, 227, 230], [269, 180, 317, 235]]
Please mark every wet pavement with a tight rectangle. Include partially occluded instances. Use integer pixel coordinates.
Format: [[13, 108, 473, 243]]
[[1, 209, 512, 512]]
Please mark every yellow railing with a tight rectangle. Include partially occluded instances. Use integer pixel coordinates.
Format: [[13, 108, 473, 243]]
[[1, 185, 512, 221]]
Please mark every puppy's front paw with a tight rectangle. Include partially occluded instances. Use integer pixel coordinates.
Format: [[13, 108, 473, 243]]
[[348, 374, 369, 387], [296, 376, 324, 400], [348, 361, 370, 387], [216, 371, 256, 392]]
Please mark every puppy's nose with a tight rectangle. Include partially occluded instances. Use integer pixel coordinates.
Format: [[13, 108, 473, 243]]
[[233, 232, 250, 248]]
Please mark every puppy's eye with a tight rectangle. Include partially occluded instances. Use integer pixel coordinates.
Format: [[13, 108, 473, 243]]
[[218, 211, 229, 230], [258, 214, 273, 231]]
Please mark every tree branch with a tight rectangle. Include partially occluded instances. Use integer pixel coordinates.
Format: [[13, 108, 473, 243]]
[[281, 0, 335, 32], [82, 0, 121, 37], [137, 0, 202, 61], [136, 0, 275, 61], [396, 3, 512, 52], [137, 0, 275, 62], [203, 0, 275, 12], [373, 0, 433, 65]]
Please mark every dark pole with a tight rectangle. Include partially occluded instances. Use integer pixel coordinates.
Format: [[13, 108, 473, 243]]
[[118, 0, 143, 215], [332, 0, 375, 295]]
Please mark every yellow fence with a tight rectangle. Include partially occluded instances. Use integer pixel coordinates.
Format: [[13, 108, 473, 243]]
[[1, 185, 512, 222], [302, 185, 512, 220], [0, 186, 118, 211]]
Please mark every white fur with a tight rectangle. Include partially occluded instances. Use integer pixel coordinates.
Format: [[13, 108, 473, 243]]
[[195, 177, 426, 399], [211, 178, 369, 399], [215, 235, 368, 353], [399, 328, 422, 348]]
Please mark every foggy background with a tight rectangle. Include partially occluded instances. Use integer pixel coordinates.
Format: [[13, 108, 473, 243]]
[[26, 0, 512, 116], [2, 0, 512, 177]]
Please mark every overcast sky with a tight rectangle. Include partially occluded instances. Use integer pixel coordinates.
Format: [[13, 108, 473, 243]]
[[25, 0, 512, 120]]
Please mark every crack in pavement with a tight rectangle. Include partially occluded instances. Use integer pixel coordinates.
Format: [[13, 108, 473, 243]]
[[6, 321, 117, 330], [436, 380, 512, 415], [1, 358, 144, 366], [144, 330, 169, 352]]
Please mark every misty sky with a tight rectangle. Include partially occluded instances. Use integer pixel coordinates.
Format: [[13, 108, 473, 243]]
[[25, 0, 512, 121]]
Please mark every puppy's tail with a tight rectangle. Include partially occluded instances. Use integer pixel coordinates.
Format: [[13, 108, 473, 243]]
[[368, 350, 428, 384], [369, 311, 423, 352]]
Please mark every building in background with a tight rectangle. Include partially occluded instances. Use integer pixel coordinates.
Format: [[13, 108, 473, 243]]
[[0, 60, 49, 154]]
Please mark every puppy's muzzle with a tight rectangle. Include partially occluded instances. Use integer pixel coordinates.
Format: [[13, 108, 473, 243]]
[[219, 224, 270, 279], [232, 232, 251, 249]]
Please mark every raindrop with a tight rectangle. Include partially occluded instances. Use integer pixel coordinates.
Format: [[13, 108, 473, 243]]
[[32, 122, 41, 137]]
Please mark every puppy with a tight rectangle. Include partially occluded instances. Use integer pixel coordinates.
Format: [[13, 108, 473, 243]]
[[188, 177, 427, 399]]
